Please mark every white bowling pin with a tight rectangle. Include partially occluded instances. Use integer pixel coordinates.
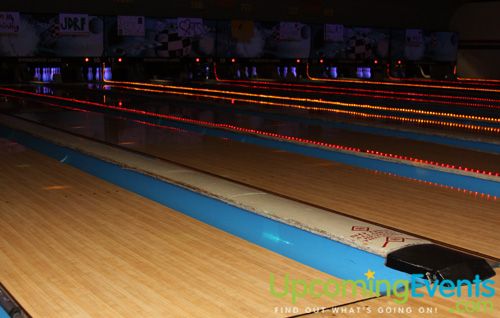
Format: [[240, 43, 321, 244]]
[[251, 66, 257, 78], [104, 67, 112, 80], [283, 66, 288, 79], [363, 67, 371, 79], [330, 66, 337, 78], [356, 67, 364, 78], [87, 67, 94, 81], [95, 67, 101, 81]]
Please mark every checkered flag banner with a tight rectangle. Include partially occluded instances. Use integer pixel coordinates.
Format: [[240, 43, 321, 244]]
[[154, 30, 192, 58], [346, 36, 373, 60]]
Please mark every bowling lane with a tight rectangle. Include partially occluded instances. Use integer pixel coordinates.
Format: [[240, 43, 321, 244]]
[[188, 80, 500, 116], [0, 138, 362, 317], [2, 85, 499, 174], [214, 70, 500, 98], [7, 82, 500, 138], [102, 81, 500, 126], [1, 101, 499, 260]]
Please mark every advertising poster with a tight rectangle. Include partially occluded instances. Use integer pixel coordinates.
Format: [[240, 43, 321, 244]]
[[0, 13, 103, 57], [0, 12, 20, 34], [311, 24, 390, 60], [324, 24, 343, 42], [117, 16, 145, 37], [217, 20, 311, 59], [59, 13, 89, 34], [104, 16, 216, 58], [392, 30, 458, 62]]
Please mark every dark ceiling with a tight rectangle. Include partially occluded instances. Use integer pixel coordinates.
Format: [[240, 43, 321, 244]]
[[0, 0, 497, 30]]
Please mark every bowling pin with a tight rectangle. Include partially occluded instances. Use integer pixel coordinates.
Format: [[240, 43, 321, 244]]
[[34, 67, 40, 81], [42, 68, 49, 82], [282, 66, 288, 79], [87, 67, 94, 81], [329, 66, 338, 78], [244, 66, 249, 79], [356, 67, 363, 78], [104, 67, 112, 80], [95, 67, 102, 81], [251, 66, 257, 78], [235, 69, 241, 79], [363, 67, 371, 79], [291, 66, 297, 78]]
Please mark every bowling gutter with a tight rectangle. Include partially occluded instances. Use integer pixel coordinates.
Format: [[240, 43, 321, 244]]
[[0, 114, 434, 282]]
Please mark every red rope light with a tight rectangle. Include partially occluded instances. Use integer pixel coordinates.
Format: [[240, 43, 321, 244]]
[[102, 81, 500, 125], [2, 87, 499, 178], [212, 63, 500, 105]]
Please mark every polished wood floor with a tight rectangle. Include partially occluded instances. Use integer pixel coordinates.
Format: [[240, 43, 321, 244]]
[[0, 142, 368, 317], [122, 128, 500, 260], [6, 104, 499, 260]]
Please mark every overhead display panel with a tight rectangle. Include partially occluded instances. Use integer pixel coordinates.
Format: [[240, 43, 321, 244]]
[[279, 22, 303, 41], [324, 24, 343, 42], [117, 16, 145, 37], [0, 14, 103, 57], [59, 13, 90, 34], [311, 25, 390, 61], [391, 30, 458, 62], [0, 12, 20, 34], [104, 17, 216, 58], [217, 21, 311, 59], [230, 20, 254, 42], [177, 17, 204, 37]]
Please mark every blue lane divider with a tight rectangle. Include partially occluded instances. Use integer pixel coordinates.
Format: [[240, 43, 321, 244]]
[[0, 124, 412, 287], [15, 97, 500, 197], [0, 307, 9, 318], [236, 107, 500, 154], [102, 109, 500, 197]]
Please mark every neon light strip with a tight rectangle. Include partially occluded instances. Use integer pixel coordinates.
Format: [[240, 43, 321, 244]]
[[370, 170, 496, 201], [206, 81, 500, 110], [213, 64, 500, 105], [103, 80, 500, 124], [7, 95, 498, 200], [2, 88, 499, 178], [131, 117, 498, 201], [458, 77, 500, 84], [108, 84, 500, 133]]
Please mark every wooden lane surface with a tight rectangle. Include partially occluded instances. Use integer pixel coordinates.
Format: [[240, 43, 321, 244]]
[[4, 108, 500, 260], [105, 83, 500, 144], [303, 269, 500, 318], [114, 122, 499, 260], [4, 89, 500, 173], [0, 140, 366, 317]]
